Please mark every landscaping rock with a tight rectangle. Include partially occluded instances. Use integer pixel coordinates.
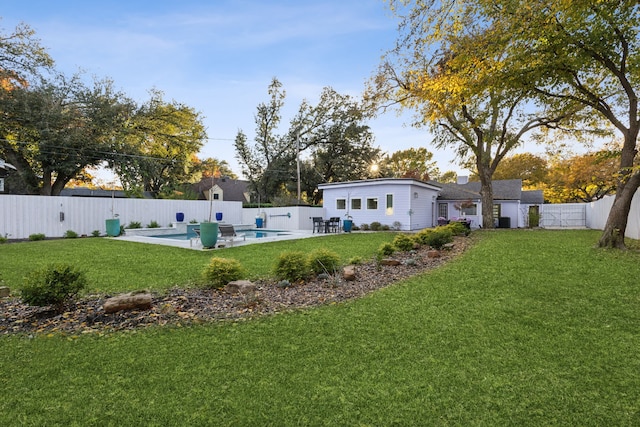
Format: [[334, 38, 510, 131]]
[[343, 265, 356, 281], [380, 259, 402, 266], [0, 286, 9, 298], [427, 250, 441, 258], [225, 280, 256, 294], [104, 292, 153, 314], [443, 243, 455, 250]]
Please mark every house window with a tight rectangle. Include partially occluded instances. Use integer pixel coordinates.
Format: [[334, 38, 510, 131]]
[[438, 203, 448, 218], [493, 204, 501, 219], [386, 194, 393, 215], [213, 193, 220, 200], [461, 204, 477, 216], [336, 199, 346, 210], [367, 197, 378, 210], [351, 198, 361, 210]]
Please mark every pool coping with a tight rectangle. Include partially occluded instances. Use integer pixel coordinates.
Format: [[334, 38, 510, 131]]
[[113, 228, 321, 250]]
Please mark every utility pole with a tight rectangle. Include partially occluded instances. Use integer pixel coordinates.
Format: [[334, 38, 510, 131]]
[[296, 132, 301, 204]]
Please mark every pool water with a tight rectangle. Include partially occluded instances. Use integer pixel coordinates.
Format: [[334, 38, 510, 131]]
[[149, 229, 289, 241]]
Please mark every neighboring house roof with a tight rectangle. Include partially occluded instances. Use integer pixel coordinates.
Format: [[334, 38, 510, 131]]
[[193, 177, 249, 202]]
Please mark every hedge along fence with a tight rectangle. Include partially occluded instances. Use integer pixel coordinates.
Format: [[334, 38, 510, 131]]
[[0, 194, 242, 239]]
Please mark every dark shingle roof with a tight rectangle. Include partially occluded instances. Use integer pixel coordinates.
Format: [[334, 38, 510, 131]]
[[521, 190, 544, 204], [437, 179, 525, 201], [193, 177, 249, 202]]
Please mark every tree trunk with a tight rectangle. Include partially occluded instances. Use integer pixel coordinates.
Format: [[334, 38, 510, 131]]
[[598, 127, 640, 249], [597, 172, 640, 249], [477, 165, 495, 229]]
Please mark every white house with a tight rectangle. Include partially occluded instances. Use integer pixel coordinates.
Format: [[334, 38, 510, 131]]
[[318, 178, 442, 231], [437, 178, 543, 228], [319, 177, 543, 230]]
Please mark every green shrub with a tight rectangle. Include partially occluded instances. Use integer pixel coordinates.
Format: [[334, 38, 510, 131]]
[[147, 220, 160, 228], [63, 230, 79, 239], [392, 221, 402, 231], [360, 223, 370, 231], [445, 221, 470, 236], [28, 233, 46, 241], [426, 227, 454, 250], [381, 224, 390, 231], [91, 230, 101, 237], [308, 248, 341, 275], [126, 221, 142, 229], [393, 233, 415, 252], [21, 263, 87, 307], [370, 222, 382, 231], [274, 251, 311, 283], [378, 242, 396, 257], [413, 229, 433, 245], [347, 256, 363, 265], [202, 257, 244, 289], [0, 235, 7, 244]]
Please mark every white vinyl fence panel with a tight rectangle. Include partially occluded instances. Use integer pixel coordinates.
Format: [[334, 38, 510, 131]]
[[0, 195, 242, 239], [540, 204, 586, 228]]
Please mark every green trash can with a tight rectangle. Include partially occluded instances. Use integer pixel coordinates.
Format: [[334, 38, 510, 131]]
[[343, 219, 353, 233], [200, 222, 219, 248], [106, 218, 120, 237]]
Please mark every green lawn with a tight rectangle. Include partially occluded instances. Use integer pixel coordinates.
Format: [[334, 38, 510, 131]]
[[1, 229, 639, 425], [0, 232, 397, 293]]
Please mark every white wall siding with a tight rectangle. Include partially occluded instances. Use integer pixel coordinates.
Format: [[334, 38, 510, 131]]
[[320, 181, 440, 231], [241, 207, 325, 230]]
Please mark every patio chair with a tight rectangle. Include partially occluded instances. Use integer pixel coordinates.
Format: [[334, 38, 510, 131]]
[[218, 224, 245, 247], [190, 228, 201, 247], [328, 217, 341, 233], [312, 217, 325, 233]]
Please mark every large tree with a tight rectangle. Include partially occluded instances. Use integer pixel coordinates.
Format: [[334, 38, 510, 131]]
[[111, 90, 207, 198], [398, 1, 639, 247], [0, 73, 134, 195], [488, 153, 549, 188], [370, 3, 569, 228], [492, 1, 640, 248], [0, 21, 53, 87], [375, 147, 444, 181], [545, 151, 619, 203], [236, 78, 380, 205]]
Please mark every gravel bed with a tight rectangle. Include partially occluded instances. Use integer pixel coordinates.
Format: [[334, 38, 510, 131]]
[[0, 236, 472, 335]]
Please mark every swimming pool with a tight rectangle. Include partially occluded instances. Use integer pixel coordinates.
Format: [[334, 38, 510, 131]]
[[149, 229, 290, 240]]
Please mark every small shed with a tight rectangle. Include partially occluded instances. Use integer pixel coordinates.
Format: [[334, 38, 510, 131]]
[[319, 178, 442, 231]]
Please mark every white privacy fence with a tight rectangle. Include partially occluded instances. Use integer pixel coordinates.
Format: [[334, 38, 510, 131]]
[[540, 204, 587, 228], [540, 192, 640, 240], [585, 192, 640, 240], [0, 195, 243, 239], [0, 195, 326, 239]]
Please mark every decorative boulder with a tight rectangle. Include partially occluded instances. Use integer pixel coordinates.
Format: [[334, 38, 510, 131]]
[[380, 259, 402, 266], [104, 292, 153, 314], [225, 280, 256, 295], [343, 265, 356, 281], [0, 286, 9, 298], [427, 250, 441, 258]]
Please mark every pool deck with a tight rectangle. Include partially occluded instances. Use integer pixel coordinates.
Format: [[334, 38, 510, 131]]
[[113, 229, 322, 250]]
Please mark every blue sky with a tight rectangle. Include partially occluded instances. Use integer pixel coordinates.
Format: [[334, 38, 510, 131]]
[[2, 0, 467, 180]]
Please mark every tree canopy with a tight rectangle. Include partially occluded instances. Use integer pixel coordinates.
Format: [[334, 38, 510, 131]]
[[235, 78, 380, 205], [0, 21, 209, 198], [370, 1, 570, 228], [0, 73, 134, 195], [110, 90, 207, 198]]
